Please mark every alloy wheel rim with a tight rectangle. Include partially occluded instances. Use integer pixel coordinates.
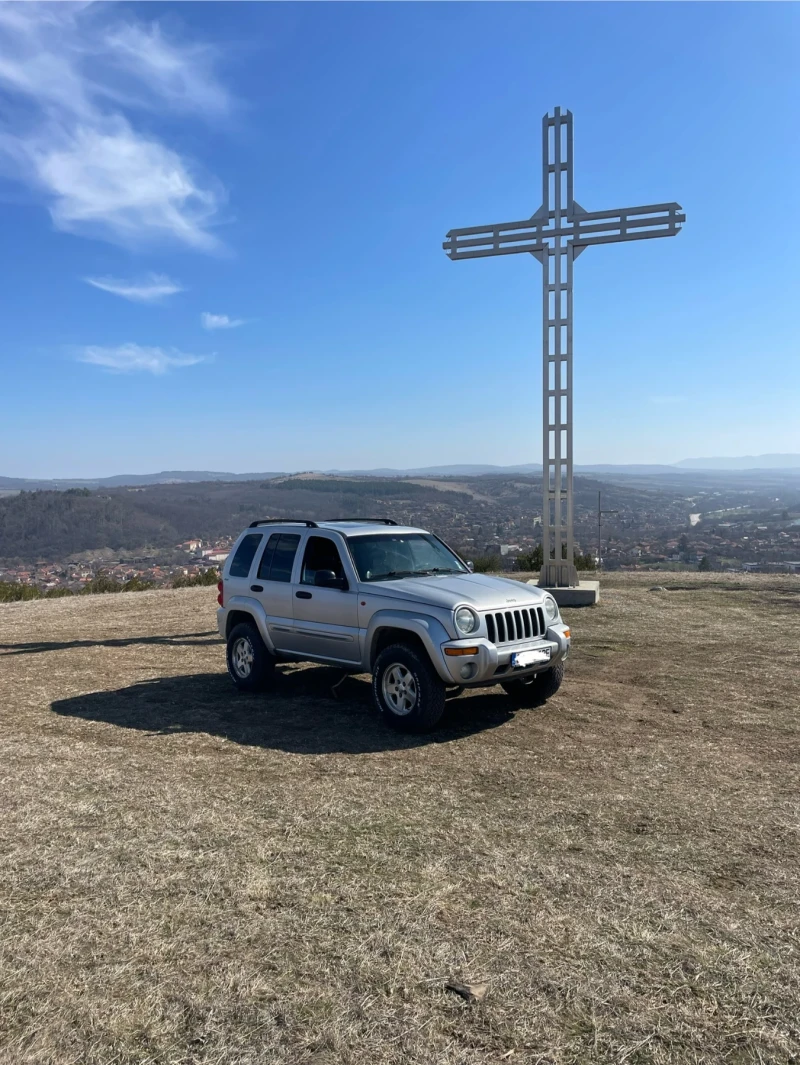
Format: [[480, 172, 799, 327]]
[[232, 636, 254, 678], [382, 663, 418, 716]]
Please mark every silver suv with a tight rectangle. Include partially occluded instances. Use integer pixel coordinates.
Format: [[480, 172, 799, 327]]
[[217, 519, 571, 732]]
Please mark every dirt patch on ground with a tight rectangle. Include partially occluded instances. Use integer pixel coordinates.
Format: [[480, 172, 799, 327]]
[[1, 574, 798, 1064]]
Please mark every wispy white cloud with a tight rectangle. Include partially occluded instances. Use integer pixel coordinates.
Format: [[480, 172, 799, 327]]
[[102, 22, 231, 117], [77, 343, 209, 375], [201, 312, 244, 330], [0, 4, 229, 250], [84, 272, 183, 303]]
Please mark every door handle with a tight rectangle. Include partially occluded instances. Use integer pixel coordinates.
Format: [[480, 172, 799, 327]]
[[250, 584, 263, 592], [295, 591, 312, 599]]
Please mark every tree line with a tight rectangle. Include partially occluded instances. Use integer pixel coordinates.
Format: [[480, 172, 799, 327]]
[[469, 544, 596, 573], [272, 478, 471, 502]]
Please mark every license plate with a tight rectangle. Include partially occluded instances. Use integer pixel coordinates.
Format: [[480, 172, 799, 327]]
[[511, 647, 551, 668]]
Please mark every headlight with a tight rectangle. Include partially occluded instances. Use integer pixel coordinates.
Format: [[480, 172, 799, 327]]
[[454, 606, 479, 635], [543, 595, 559, 623]]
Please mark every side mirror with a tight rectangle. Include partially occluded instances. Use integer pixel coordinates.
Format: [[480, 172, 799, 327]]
[[466, 560, 475, 573], [314, 569, 348, 590]]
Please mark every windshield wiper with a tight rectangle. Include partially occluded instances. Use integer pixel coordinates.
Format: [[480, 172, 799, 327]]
[[367, 570, 423, 581], [368, 567, 463, 581]]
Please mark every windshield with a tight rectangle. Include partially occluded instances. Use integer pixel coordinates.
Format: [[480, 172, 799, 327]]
[[347, 533, 469, 582]]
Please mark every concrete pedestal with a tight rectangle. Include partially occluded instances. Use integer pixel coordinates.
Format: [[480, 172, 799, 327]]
[[528, 579, 600, 607]]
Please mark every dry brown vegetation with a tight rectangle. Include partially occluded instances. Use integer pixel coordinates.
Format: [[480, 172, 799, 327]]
[[1, 572, 798, 1065]]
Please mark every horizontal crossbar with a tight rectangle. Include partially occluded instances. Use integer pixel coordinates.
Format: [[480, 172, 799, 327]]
[[445, 202, 682, 240], [445, 217, 544, 238], [573, 227, 682, 249], [446, 212, 682, 252], [576, 201, 681, 221], [444, 202, 684, 260], [444, 241, 546, 260]]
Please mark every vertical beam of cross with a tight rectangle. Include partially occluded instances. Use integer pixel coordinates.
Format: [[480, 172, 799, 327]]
[[443, 107, 683, 587], [540, 107, 574, 578]]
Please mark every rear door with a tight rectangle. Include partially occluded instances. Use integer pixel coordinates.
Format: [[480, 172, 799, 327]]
[[288, 534, 360, 663], [251, 533, 301, 652]]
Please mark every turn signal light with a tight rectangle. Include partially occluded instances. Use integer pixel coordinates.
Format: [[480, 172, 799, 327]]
[[445, 646, 479, 657], [563, 628, 571, 639], [217, 580, 224, 607]]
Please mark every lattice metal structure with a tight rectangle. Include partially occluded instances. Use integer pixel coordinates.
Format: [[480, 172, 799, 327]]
[[444, 107, 684, 587]]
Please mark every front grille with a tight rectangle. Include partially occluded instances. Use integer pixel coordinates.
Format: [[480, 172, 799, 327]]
[[484, 606, 546, 645]]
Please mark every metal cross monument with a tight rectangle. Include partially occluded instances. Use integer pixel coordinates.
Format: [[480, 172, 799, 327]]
[[444, 107, 684, 588]]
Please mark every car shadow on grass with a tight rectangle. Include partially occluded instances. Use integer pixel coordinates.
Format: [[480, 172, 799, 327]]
[[51, 665, 519, 754], [1, 632, 220, 656]]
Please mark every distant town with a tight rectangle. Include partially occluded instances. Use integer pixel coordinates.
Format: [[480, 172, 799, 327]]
[[0, 537, 234, 594]]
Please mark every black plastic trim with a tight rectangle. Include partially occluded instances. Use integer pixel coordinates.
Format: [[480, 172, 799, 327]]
[[248, 519, 318, 528], [321, 518, 398, 526]]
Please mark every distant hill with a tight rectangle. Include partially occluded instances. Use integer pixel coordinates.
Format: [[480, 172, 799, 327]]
[[674, 454, 800, 471], [328, 463, 543, 477], [574, 464, 686, 475], [3, 455, 800, 492], [0, 465, 544, 489], [0, 478, 474, 562], [0, 471, 285, 491]]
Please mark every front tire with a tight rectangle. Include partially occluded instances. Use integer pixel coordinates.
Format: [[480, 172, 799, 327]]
[[372, 643, 446, 732], [501, 661, 564, 706], [226, 621, 275, 693]]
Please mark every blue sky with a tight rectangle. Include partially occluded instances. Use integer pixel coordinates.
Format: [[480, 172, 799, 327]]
[[1, 1, 798, 477]]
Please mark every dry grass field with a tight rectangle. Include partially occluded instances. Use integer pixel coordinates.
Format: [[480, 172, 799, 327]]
[[1, 573, 798, 1065]]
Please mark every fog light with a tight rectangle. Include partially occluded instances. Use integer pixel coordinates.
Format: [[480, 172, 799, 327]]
[[459, 662, 477, 681]]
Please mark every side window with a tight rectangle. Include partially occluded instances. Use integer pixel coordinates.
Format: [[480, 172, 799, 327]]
[[257, 533, 300, 583], [228, 533, 263, 579], [257, 534, 278, 580], [301, 536, 346, 586]]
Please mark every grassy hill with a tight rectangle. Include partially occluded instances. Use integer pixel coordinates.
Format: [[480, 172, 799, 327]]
[[0, 477, 475, 561], [1, 572, 798, 1063]]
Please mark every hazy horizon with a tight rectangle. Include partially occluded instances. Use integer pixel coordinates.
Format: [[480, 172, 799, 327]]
[[3, 453, 800, 484]]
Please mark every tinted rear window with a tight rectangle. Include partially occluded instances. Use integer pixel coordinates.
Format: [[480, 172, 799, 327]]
[[228, 533, 263, 578], [257, 533, 300, 583]]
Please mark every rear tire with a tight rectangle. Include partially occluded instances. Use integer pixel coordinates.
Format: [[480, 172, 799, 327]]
[[226, 621, 275, 693], [501, 661, 564, 706], [372, 643, 446, 732]]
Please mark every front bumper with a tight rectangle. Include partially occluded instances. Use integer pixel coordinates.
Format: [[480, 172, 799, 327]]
[[438, 623, 570, 687]]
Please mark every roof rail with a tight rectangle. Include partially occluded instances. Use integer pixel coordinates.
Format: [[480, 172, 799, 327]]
[[322, 518, 398, 526], [248, 518, 318, 528]]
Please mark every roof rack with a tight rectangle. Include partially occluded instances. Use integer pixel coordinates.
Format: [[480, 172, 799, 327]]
[[322, 518, 398, 526], [248, 518, 318, 528]]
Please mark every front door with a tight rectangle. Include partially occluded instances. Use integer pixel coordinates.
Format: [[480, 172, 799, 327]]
[[289, 535, 360, 663]]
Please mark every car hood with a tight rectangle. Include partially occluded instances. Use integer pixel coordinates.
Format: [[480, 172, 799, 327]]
[[359, 572, 547, 611]]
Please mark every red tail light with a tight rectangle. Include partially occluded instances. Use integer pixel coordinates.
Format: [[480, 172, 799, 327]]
[[217, 580, 224, 607]]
